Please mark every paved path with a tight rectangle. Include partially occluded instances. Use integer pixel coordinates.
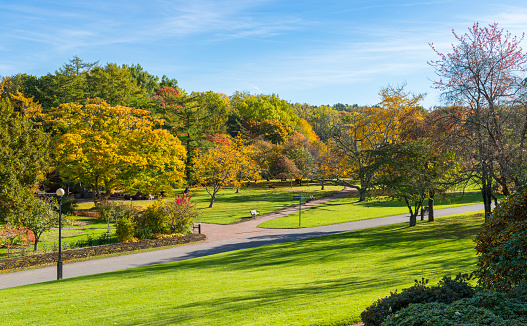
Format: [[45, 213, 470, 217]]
[[0, 188, 485, 289]]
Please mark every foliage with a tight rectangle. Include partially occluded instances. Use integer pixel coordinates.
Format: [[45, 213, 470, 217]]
[[60, 196, 78, 215], [116, 215, 136, 243], [9, 197, 59, 251], [153, 90, 211, 184], [135, 196, 198, 238], [192, 138, 259, 207], [333, 85, 424, 201], [475, 183, 527, 291], [164, 192, 200, 234], [230, 91, 299, 126], [0, 224, 34, 257], [0, 94, 49, 221], [258, 119, 294, 144], [361, 274, 475, 326], [372, 141, 459, 226], [429, 22, 527, 219], [45, 99, 186, 203], [96, 201, 132, 233], [382, 289, 527, 326]]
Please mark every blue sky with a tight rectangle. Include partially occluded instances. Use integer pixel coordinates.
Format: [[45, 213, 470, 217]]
[[1, 0, 527, 109]]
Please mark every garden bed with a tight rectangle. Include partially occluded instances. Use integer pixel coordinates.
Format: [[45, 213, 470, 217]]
[[0, 233, 206, 271]]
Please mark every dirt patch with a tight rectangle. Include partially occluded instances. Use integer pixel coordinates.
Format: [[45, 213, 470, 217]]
[[0, 233, 206, 271]]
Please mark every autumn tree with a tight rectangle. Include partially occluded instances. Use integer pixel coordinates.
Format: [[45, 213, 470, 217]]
[[429, 22, 527, 221], [192, 137, 259, 207], [45, 99, 186, 203], [274, 156, 301, 188], [333, 85, 424, 201]]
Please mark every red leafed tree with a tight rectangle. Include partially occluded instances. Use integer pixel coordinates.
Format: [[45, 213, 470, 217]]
[[429, 22, 527, 221]]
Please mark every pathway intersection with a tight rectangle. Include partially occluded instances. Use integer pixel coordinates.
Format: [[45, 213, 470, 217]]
[[0, 188, 485, 289]]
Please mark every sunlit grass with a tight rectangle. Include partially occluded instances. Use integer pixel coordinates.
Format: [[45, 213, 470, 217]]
[[259, 190, 485, 228], [0, 212, 483, 326]]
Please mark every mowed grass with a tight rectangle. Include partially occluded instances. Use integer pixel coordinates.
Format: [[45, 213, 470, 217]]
[[76, 185, 342, 225], [259, 190, 484, 228], [0, 212, 483, 326]]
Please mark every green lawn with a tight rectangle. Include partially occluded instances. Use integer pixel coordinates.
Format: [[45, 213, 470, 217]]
[[76, 184, 343, 225], [259, 190, 485, 228], [0, 211, 483, 325]]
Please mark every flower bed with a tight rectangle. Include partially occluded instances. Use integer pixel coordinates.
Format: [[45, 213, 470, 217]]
[[0, 233, 206, 271]]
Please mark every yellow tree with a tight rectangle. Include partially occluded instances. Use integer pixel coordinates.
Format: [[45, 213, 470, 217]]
[[334, 85, 424, 201], [192, 137, 259, 207], [46, 99, 186, 202]]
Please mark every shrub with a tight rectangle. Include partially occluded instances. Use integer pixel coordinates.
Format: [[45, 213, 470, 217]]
[[382, 290, 527, 326], [136, 195, 199, 238], [116, 216, 136, 243], [361, 274, 475, 326], [141, 200, 170, 235], [475, 183, 527, 291]]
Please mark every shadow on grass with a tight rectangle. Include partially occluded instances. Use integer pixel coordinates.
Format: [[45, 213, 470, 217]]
[[90, 215, 482, 279]]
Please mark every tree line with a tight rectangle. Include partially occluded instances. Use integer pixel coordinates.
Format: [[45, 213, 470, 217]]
[[1, 22, 526, 227]]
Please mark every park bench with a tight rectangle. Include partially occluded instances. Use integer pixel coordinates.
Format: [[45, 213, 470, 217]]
[[250, 210, 260, 217], [193, 222, 201, 234]]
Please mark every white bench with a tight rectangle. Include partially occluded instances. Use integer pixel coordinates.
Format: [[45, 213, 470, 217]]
[[250, 210, 260, 217]]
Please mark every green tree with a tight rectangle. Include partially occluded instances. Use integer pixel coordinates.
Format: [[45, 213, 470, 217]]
[[10, 197, 58, 252], [154, 89, 211, 185], [0, 89, 49, 221], [372, 141, 449, 227], [86, 63, 143, 106]]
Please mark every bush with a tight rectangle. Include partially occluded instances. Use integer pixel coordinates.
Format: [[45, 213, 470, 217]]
[[136, 195, 199, 238], [382, 290, 527, 326], [361, 274, 475, 326], [361, 278, 436, 326], [116, 216, 136, 243], [475, 183, 527, 291]]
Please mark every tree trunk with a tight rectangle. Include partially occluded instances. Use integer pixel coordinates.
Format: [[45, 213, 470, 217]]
[[358, 188, 367, 202], [208, 193, 216, 208], [428, 198, 434, 222], [33, 237, 39, 252], [405, 198, 418, 227], [321, 179, 325, 190]]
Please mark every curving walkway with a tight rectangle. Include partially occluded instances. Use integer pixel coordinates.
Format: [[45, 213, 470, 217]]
[[0, 188, 485, 289]]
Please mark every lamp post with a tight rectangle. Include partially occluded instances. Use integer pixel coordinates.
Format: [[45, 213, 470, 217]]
[[56, 188, 65, 280]]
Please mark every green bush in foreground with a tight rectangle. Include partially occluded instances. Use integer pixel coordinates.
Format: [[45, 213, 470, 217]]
[[361, 274, 475, 326], [382, 289, 527, 326]]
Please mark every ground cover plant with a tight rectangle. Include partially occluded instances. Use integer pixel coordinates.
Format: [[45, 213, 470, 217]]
[[260, 190, 484, 228], [0, 211, 483, 325]]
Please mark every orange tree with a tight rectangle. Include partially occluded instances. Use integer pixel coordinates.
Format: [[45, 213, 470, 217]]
[[192, 137, 259, 208], [45, 98, 186, 203]]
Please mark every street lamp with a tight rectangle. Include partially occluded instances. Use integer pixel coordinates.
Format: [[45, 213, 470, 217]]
[[56, 188, 65, 280]]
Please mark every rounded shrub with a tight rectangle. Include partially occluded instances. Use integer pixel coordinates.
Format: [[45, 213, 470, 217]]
[[361, 274, 475, 326]]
